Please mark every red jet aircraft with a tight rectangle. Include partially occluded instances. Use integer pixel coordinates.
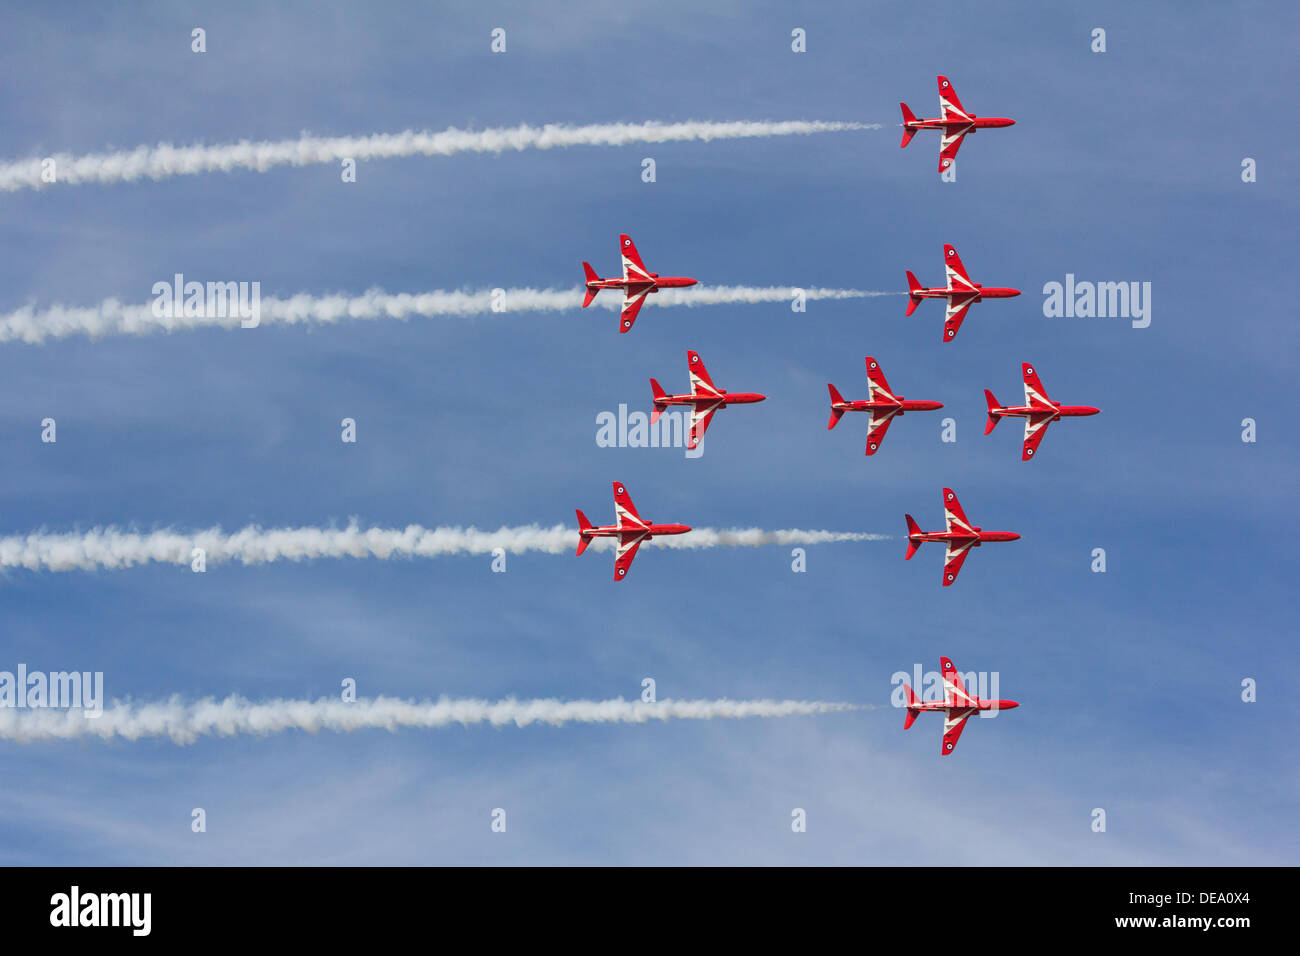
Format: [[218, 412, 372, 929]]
[[651, 351, 765, 450], [905, 488, 1020, 587], [827, 356, 943, 455], [900, 75, 1015, 173], [576, 481, 691, 581], [906, 244, 1020, 342], [582, 234, 698, 333], [901, 656, 1019, 755], [985, 363, 1101, 461]]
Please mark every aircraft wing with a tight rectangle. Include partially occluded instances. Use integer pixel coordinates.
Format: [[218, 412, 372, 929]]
[[938, 128, 968, 173], [1022, 412, 1055, 460], [943, 488, 974, 534], [943, 245, 977, 291], [687, 350, 721, 396], [614, 532, 647, 581], [620, 287, 651, 333], [938, 76, 971, 121], [940, 656, 978, 706], [865, 357, 896, 402], [620, 234, 651, 282], [612, 481, 645, 528], [941, 708, 976, 755], [1022, 363, 1053, 407], [687, 400, 722, 449], [942, 539, 975, 586], [865, 406, 900, 455], [943, 295, 976, 341]]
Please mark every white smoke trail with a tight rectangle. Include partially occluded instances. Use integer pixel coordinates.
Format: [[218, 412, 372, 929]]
[[0, 119, 879, 192], [0, 285, 899, 345], [0, 695, 866, 745], [0, 522, 889, 573]]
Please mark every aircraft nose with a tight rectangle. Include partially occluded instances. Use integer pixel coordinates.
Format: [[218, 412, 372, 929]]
[[1009, 533, 1022, 541], [1009, 289, 1022, 297], [1001, 700, 1019, 710]]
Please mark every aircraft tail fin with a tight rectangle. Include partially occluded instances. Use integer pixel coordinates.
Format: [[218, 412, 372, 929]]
[[649, 378, 668, 424], [984, 389, 1001, 434], [905, 270, 923, 315], [904, 514, 922, 559], [575, 509, 593, 556], [902, 682, 921, 729], [827, 384, 846, 429], [582, 262, 599, 307], [899, 103, 919, 147]]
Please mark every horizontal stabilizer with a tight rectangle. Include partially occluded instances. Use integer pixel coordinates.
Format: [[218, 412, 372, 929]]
[[984, 389, 1001, 434], [899, 104, 918, 148], [904, 513, 922, 559], [827, 384, 846, 429], [575, 509, 593, 556]]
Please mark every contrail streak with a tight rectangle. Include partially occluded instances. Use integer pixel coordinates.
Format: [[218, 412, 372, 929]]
[[0, 695, 866, 745], [0, 522, 889, 573], [0, 119, 880, 192], [0, 285, 899, 345]]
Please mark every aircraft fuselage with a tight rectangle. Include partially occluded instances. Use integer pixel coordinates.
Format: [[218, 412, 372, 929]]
[[833, 398, 943, 415], [906, 116, 1016, 132], [911, 699, 1020, 714], [584, 523, 692, 539], [914, 285, 1021, 300], [658, 390, 766, 409], [909, 528, 1022, 546], [992, 403, 1101, 420], [587, 275, 698, 293]]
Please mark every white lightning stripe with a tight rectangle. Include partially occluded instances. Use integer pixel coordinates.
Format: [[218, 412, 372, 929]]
[[0, 120, 881, 193], [0, 695, 866, 745]]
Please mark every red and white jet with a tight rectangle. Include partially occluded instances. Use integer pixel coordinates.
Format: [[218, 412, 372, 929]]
[[575, 481, 691, 581], [899, 75, 1015, 173], [650, 350, 765, 450], [906, 244, 1021, 342], [582, 234, 698, 333], [827, 356, 943, 455], [905, 488, 1021, 587], [901, 656, 1019, 756], [985, 363, 1101, 461]]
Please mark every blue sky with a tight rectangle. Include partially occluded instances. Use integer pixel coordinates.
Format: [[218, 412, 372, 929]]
[[0, 1, 1294, 864]]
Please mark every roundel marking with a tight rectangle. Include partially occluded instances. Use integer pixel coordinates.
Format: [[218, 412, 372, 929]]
[[941, 80, 949, 88], [946, 573, 954, 582], [617, 568, 625, 576], [869, 361, 877, 369], [947, 248, 955, 256], [1026, 447, 1034, 457], [942, 159, 951, 168], [946, 491, 954, 500], [869, 443, 877, 450], [616, 485, 624, 494], [623, 238, 630, 246], [690, 355, 698, 364], [1026, 366, 1034, 376]]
